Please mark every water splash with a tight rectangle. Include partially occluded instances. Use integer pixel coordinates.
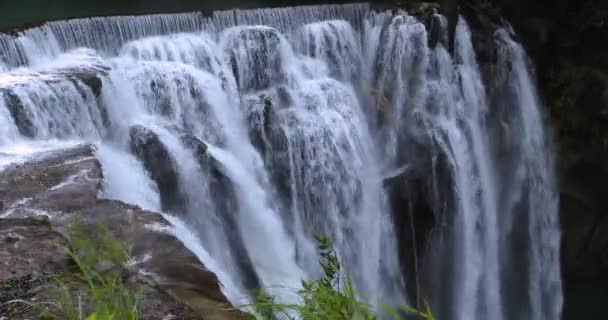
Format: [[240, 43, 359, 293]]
[[0, 4, 562, 320]]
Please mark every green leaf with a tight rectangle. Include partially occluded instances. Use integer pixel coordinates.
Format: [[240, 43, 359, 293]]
[[381, 304, 402, 320]]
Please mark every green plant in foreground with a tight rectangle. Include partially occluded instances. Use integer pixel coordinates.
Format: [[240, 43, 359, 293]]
[[42, 220, 140, 320], [249, 235, 433, 320]]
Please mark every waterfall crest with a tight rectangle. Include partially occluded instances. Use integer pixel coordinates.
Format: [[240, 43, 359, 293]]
[[0, 3, 562, 319]]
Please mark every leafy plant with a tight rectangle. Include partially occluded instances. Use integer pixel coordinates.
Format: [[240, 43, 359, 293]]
[[248, 235, 433, 320], [40, 220, 140, 320]]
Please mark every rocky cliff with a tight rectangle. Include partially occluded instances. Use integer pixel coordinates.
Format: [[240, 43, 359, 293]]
[[0, 144, 248, 320], [380, 1, 608, 318], [462, 1, 608, 316], [1, 0, 606, 318]]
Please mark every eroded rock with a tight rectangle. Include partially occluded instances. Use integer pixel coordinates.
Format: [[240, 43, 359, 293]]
[[0, 144, 247, 320], [180, 133, 262, 291], [0, 216, 65, 279], [130, 125, 186, 214], [244, 91, 291, 200], [224, 26, 285, 92], [0, 88, 36, 138], [0, 144, 101, 214]]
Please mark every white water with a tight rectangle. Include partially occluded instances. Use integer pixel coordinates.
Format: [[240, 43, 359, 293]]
[[0, 4, 561, 320], [416, 18, 503, 320]]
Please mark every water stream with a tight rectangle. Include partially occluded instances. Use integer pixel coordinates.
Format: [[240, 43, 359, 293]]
[[0, 4, 562, 319]]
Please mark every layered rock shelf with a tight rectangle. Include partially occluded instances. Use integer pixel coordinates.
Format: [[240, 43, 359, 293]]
[[0, 144, 247, 320]]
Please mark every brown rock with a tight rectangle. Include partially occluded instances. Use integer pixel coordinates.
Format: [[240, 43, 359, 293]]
[[0, 144, 248, 320]]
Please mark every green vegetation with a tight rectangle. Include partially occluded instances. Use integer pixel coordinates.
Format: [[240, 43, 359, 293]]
[[13, 224, 429, 320], [546, 62, 608, 162], [249, 236, 433, 320], [40, 220, 139, 320], [406, 2, 441, 24]]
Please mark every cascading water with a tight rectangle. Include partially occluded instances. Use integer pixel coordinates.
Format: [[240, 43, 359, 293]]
[[417, 18, 503, 320], [0, 3, 562, 319]]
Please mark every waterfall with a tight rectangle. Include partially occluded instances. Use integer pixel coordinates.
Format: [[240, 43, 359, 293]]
[[0, 3, 562, 320], [419, 18, 503, 320]]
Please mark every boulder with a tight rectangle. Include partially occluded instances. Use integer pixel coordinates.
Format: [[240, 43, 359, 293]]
[[50, 48, 109, 96], [0, 144, 101, 212], [224, 26, 285, 92], [66, 69, 104, 97], [295, 20, 361, 81], [0, 88, 36, 138], [130, 125, 186, 214], [0, 61, 108, 140], [244, 91, 291, 200], [180, 133, 262, 291], [382, 146, 453, 304], [0, 144, 248, 320], [428, 13, 448, 49]]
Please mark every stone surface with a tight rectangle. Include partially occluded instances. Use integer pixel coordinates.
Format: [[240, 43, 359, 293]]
[[224, 26, 285, 92], [559, 154, 608, 290], [0, 217, 66, 280], [0, 144, 248, 320], [65, 68, 106, 97], [0, 217, 63, 316], [180, 133, 262, 291], [457, 2, 608, 317], [0, 89, 37, 138], [130, 125, 186, 215]]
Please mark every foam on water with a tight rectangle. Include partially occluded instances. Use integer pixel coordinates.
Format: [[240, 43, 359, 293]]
[[0, 140, 81, 170]]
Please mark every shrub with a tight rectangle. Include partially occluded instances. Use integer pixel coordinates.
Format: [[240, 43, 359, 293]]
[[42, 220, 139, 320], [249, 235, 433, 320]]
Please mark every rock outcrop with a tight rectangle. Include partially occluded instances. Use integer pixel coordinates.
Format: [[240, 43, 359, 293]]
[[224, 26, 285, 92], [493, 3, 608, 313], [180, 133, 262, 291], [0, 144, 247, 320], [381, 1, 608, 318], [0, 88, 37, 138], [0, 59, 108, 139], [559, 153, 608, 313], [130, 125, 186, 215]]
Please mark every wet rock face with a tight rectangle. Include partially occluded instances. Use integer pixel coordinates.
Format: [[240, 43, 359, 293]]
[[0, 144, 247, 320], [180, 133, 233, 208], [0, 144, 101, 213], [224, 26, 285, 92], [294, 20, 361, 82], [66, 68, 105, 97], [73, 200, 246, 320], [377, 1, 606, 316], [0, 217, 65, 280], [428, 13, 449, 49], [245, 91, 291, 202], [472, 1, 608, 316], [555, 150, 608, 318], [0, 88, 37, 138], [384, 173, 435, 301], [180, 133, 262, 291], [0, 61, 108, 142], [559, 157, 608, 289], [129, 125, 185, 214], [383, 143, 455, 303]]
